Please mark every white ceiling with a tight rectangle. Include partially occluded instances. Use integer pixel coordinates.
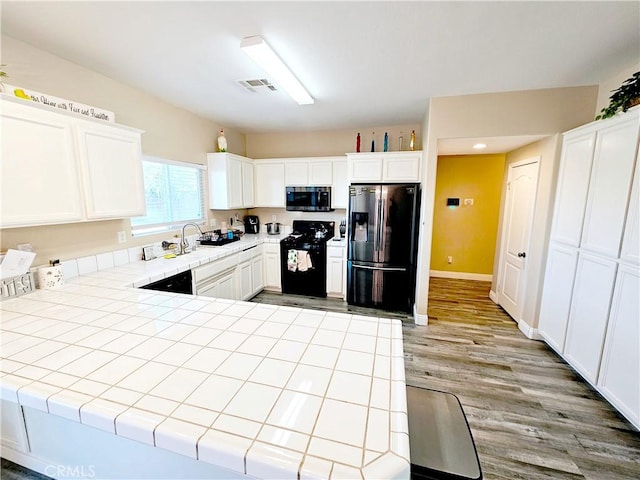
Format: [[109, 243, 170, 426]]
[[2, 1, 638, 144], [437, 135, 549, 156]]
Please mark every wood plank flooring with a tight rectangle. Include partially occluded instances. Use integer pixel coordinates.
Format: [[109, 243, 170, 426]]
[[3, 278, 639, 479]]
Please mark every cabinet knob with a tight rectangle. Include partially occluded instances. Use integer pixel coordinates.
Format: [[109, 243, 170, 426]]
[[517, 252, 526, 258]]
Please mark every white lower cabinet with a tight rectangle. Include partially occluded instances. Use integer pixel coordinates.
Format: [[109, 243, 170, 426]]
[[0, 400, 29, 454], [252, 254, 265, 293], [238, 245, 263, 300], [537, 244, 579, 353], [326, 244, 346, 298], [597, 264, 640, 426], [263, 243, 281, 291], [563, 253, 617, 384]]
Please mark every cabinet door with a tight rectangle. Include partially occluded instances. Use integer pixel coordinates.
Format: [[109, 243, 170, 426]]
[[551, 131, 596, 246], [620, 153, 639, 265], [382, 152, 421, 182], [332, 159, 349, 209], [326, 257, 344, 298], [227, 158, 243, 209], [285, 161, 309, 186], [537, 244, 579, 354], [264, 249, 282, 290], [0, 400, 29, 453], [76, 122, 145, 219], [217, 271, 236, 300], [309, 161, 333, 185], [1, 100, 83, 227], [254, 162, 285, 207], [564, 253, 618, 383], [239, 260, 253, 300], [597, 264, 639, 426], [349, 155, 383, 182], [242, 161, 254, 207], [581, 118, 638, 257], [252, 255, 264, 295]]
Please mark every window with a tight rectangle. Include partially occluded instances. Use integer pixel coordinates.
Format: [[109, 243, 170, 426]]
[[131, 156, 206, 235]]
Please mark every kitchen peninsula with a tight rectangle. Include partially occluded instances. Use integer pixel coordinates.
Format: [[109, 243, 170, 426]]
[[0, 236, 410, 479]]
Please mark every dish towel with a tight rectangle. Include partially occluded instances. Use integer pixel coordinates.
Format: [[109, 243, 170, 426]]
[[287, 249, 298, 271], [297, 250, 313, 272]]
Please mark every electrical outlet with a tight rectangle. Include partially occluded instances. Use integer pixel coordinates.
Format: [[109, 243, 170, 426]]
[[117, 231, 127, 244], [210, 218, 217, 227], [447, 256, 453, 264]]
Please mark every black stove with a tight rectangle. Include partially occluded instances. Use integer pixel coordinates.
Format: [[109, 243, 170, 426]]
[[280, 220, 335, 297], [281, 221, 335, 247]]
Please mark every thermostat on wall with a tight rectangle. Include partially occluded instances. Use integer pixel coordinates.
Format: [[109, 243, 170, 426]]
[[446, 198, 460, 207]]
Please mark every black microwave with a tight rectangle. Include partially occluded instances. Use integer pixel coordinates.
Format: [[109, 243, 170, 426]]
[[286, 186, 334, 212]]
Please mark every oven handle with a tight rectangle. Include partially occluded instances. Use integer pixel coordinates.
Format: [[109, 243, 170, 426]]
[[352, 264, 407, 272]]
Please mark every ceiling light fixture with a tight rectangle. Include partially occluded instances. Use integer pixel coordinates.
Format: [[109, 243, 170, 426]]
[[240, 35, 314, 105], [472, 143, 487, 150]]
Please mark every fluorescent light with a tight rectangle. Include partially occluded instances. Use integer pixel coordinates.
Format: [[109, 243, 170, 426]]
[[241, 35, 314, 105], [472, 143, 487, 150]]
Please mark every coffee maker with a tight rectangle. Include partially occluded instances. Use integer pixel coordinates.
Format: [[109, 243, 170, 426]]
[[244, 215, 260, 234]]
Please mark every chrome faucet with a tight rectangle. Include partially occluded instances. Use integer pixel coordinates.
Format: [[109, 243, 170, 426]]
[[180, 223, 204, 255]]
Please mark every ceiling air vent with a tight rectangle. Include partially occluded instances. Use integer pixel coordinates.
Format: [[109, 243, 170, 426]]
[[237, 79, 277, 93]]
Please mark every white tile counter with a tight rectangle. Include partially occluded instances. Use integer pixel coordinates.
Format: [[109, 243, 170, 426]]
[[0, 236, 410, 479]]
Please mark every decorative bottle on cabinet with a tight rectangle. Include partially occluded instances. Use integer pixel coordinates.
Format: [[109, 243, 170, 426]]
[[356, 132, 361, 152], [217, 129, 227, 152], [371, 131, 375, 152], [410, 130, 416, 151], [384, 132, 388, 152]]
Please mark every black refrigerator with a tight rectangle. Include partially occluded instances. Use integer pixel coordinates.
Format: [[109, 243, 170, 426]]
[[347, 183, 421, 313]]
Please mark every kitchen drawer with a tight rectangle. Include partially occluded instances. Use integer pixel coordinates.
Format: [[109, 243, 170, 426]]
[[327, 245, 345, 259], [193, 255, 237, 284], [239, 244, 262, 262]]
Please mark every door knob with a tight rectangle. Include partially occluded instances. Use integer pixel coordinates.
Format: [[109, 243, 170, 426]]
[[517, 252, 526, 258]]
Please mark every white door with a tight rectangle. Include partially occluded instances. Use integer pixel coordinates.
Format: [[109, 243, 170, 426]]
[[497, 158, 540, 322]]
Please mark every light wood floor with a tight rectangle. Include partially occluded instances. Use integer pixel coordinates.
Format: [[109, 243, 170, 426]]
[[3, 278, 639, 479]]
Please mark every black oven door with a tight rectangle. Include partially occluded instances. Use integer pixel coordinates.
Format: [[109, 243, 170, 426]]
[[280, 242, 327, 297]]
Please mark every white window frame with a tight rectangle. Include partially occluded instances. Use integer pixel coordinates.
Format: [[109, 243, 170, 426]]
[[131, 155, 207, 236]]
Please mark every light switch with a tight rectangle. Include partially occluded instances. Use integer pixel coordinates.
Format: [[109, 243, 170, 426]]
[[464, 198, 474, 206]]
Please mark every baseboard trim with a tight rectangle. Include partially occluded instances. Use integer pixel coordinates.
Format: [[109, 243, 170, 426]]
[[518, 318, 543, 340], [413, 304, 428, 326], [430, 270, 493, 282], [489, 290, 498, 304]]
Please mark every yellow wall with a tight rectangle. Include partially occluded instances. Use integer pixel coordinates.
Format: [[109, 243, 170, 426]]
[[430, 154, 505, 274]]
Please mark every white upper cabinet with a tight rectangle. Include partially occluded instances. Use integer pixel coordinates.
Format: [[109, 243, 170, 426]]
[[0, 96, 144, 228], [242, 161, 255, 207], [308, 160, 333, 185], [1, 98, 83, 227], [207, 153, 253, 210], [620, 151, 640, 265], [284, 158, 334, 186], [347, 151, 422, 183], [75, 121, 145, 219], [332, 158, 348, 209], [254, 161, 285, 207], [285, 161, 308, 186], [549, 131, 595, 247], [580, 117, 638, 257]]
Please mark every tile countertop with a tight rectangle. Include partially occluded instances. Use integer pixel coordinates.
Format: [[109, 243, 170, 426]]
[[0, 234, 410, 479]]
